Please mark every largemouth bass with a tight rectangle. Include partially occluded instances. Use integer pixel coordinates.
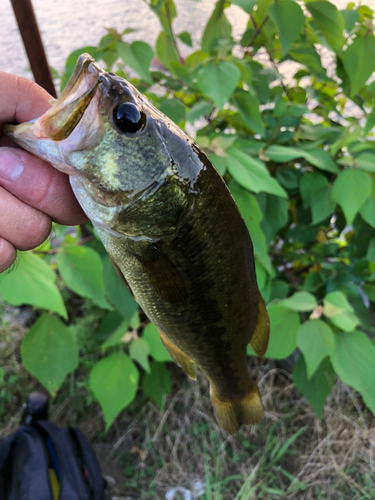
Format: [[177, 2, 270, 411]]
[[5, 54, 269, 433]]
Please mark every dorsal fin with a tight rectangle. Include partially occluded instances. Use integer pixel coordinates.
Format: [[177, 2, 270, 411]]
[[249, 296, 270, 357]]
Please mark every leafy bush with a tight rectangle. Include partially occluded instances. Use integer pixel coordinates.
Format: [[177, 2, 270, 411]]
[[1, 0, 375, 429]]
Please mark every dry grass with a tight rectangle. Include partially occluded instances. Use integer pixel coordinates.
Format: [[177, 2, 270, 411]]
[[1, 305, 374, 499], [41, 359, 375, 500]]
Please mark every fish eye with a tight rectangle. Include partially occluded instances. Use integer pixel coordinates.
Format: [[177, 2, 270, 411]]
[[113, 102, 146, 134]]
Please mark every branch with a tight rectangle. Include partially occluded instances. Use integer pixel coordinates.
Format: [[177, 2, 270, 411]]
[[246, 15, 269, 50]]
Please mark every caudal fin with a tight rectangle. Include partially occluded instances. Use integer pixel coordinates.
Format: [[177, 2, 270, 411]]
[[210, 385, 264, 434]]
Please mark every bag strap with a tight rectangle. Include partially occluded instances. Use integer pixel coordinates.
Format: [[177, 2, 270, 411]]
[[69, 427, 105, 500], [34, 420, 89, 500]]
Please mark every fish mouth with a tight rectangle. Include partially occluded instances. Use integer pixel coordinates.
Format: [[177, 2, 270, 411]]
[[3, 54, 104, 167]]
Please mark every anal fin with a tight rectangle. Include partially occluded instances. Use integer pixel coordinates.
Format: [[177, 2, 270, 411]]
[[249, 295, 270, 357], [210, 384, 263, 434], [159, 330, 196, 380]]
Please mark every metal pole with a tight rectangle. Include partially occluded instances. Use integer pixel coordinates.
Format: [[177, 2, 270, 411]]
[[10, 0, 57, 97]]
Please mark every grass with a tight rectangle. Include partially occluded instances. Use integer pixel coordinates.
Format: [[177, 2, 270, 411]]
[[1, 304, 375, 499]]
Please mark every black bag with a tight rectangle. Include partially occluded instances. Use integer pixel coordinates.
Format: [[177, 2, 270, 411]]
[[0, 393, 105, 500]]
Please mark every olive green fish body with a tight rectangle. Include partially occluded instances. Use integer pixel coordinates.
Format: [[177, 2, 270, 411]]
[[4, 55, 269, 433]]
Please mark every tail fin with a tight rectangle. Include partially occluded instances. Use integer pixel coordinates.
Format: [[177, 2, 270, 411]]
[[210, 384, 264, 434]]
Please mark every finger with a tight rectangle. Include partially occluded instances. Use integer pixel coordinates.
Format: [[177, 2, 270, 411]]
[[0, 146, 88, 226], [0, 186, 51, 251], [0, 238, 17, 273], [0, 72, 52, 129]]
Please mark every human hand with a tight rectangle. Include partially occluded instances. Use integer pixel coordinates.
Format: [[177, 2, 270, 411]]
[[0, 72, 88, 272]]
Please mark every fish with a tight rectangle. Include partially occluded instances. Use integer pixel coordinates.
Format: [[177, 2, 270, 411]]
[[4, 54, 269, 434]]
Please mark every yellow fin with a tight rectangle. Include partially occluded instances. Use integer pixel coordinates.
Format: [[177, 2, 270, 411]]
[[159, 330, 196, 380], [249, 296, 270, 357], [210, 384, 263, 434]]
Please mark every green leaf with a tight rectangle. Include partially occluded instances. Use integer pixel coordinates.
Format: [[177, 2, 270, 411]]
[[207, 152, 226, 176], [363, 284, 375, 303], [341, 8, 359, 32], [21, 314, 78, 396], [323, 290, 355, 316], [143, 323, 172, 362], [232, 91, 265, 137], [355, 152, 375, 173], [156, 30, 179, 69], [177, 31, 192, 47], [158, 96, 186, 123], [117, 41, 153, 84], [289, 42, 328, 80], [170, 62, 192, 85], [293, 355, 335, 419], [311, 185, 336, 224], [264, 305, 300, 359], [226, 147, 287, 198], [231, 185, 272, 273], [331, 169, 372, 224], [360, 176, 375, 228], [280, 291, 317, 311], [90, 351, 139, 430], [130, 338, 150, 373], [330, 330, 375, 415], [306, 2, 345, 54], [323, 291, 360, 332], [102, 256, 138, 319], [186, 101, 213, 123], [266, 146, 338, 173], [101, 319, 129, 352], [343, 35, 375, 96], [0, 251, 67, 319], [257, 193, 288, 246], [57, 246, 110, 309], [231, 0, 257, 14], [301, 149, 339, 174], [197, 61, 240, 109], [201, 0, 232, 53], [297, 320, 335, 378], [149, 0, 177, 39], [366, 237, 375, 262], [142, 361, 171, 409], [268, 0, 305, 56], [299, 171, 329, 210]]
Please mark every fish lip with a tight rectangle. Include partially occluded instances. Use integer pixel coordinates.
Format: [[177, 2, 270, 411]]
[[58, 53, 104, 105]]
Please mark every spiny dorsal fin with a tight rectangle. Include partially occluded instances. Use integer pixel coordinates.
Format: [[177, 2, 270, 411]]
[[159, 330, 196, 380], [249, 296, 270, 357], [137, 245, 188, 307]]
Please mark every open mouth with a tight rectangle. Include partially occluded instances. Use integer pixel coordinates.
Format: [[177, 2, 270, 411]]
[[4, 54, 103, 144]]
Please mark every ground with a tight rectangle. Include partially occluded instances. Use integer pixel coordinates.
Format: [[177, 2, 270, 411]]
[[0, 304, 374, 499]]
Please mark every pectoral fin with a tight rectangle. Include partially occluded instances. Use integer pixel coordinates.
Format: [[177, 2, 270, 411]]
[[159, 330, 196, 380], [249, 296, 270, 357], [137, 245, 188, 307]]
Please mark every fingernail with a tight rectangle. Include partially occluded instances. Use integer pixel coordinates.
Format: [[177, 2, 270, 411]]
[[0, 147, 24, 181]]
